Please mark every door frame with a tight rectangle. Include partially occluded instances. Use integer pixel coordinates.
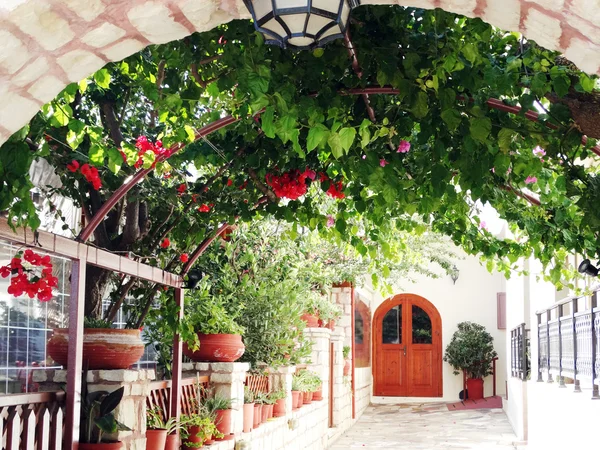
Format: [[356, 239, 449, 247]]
[[372, 293, 443, 397]]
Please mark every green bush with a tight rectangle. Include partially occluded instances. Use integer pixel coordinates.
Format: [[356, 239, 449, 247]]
[[443, 321, 498, 379]]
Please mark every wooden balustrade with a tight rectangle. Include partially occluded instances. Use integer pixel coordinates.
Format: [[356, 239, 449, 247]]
[[245, 374, 271, 394], [147, 376, 209, 420], [0, 391, 65, 450]]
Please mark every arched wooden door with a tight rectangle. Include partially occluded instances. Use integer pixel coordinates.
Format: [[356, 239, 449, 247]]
[[373, 294, 442, 397]]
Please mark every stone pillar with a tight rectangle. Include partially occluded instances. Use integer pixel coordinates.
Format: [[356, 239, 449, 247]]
[[271, 365, 296, 415], [35, 369, 155, 450], [304, 328, 332, 399], [330, 329, 351, 428], [190, 362, 250, 436], [331, 284, 353, 348]]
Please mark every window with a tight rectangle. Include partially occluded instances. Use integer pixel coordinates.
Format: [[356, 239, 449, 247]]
[[355, 313, 364, 344], [412, 305, 432, 344], [382, 305, 401, 344]]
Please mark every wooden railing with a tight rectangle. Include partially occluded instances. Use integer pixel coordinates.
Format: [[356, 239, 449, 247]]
[[511, 323, 530, 380], [0, 391, 65, 450], [147, 376, 209, 420], [245, 374, 271, 394]]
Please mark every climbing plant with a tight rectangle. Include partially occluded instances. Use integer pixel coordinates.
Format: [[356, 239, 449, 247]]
[[0, 6, 599, 320]]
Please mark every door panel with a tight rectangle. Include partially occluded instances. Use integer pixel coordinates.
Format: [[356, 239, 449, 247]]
[[374, 295, 442, 397]]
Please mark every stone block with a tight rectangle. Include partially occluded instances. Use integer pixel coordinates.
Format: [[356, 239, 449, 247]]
[[0, 91, 40, 134], [97, 369, 139, 383], [82, 22, 126, 48], [565, 39, 600, 74], [57, 49, 106, 83], [28, 75, 65, 103], [9, 1, 74, 51], [211, 372, 235, 383], [60, 0, 106, 21], [0, 30, 29, 74], [524, 8, 563, 51], [128, 2, 190, 44], [101, 39, 145, 62]]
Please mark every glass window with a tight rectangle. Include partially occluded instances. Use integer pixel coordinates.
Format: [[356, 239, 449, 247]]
[[355, 312, 364, 344], [412, 305, 432, 344], [382, 305, 401, 344]]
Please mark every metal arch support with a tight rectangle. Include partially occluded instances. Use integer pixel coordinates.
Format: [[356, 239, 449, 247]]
[[181, 223, 230, 275]]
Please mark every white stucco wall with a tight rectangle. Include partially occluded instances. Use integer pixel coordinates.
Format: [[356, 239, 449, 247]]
[[359, 245, 508, 402]]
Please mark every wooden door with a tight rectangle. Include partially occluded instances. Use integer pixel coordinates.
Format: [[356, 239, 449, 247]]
[[373, 294, 442, 397]]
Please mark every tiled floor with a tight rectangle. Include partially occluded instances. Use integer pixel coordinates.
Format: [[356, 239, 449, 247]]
[[328, 402, 518, 449]]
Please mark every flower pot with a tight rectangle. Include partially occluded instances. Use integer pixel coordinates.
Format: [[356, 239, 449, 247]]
[[253, 403, 262, 428], [182, 333, 245, 362], [183, 426, 210, 448], [273, 398, 286, 417], [343, 359, 351, 376], [466, 377, 484, 400], [214, 409, 232, 439], [303, 391, 312, 404], [313, 386, 323, 401], [261, 404, 269, 423], [301, 313, 319, 328], [164, 434, 179, 450], [146, 429, 167, 450], [79, 443, 123, 450], [291, 390, 301, 410], [47, 328, 145, 370], [243, 402, 254, 433], [333, 281, 353, 288], [266, 404, 274, 419], [327, 320, 336, 330]]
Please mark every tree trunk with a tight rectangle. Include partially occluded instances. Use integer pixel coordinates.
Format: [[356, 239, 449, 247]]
[[84, 265, 112, 319]]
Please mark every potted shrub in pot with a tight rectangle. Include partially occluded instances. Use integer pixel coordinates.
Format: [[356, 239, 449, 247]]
[[252, 396, 263, 429], [205, 394, 234, 440], [291, 373, 304, 410], [443, 321, 498, 400], [343, 345, 351, 376], [316, 298, 342, 329], [47, 317, 145, 370], [181, 290, 245, 363], [269, 389, 287, 417], [243, 387, 255, 433], [180, 410, 222, 449], [145, 408, 174, 450], [79, 384, 131, 450]]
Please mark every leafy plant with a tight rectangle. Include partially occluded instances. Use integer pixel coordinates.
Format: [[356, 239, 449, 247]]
[[204, 394, 233, 412], [343, 345, 351, 359], [291, 374, 304, 392], [84, 317, 112, 329], [180, 414, 223, 447], [146, 408, 180, 434], [294, 370, 322, 392], [268, 389, 287, 401], [443, 322, 498, 379], [244, 387, 255, 404], [81, 381, 130, 443], [253, 393, 269, 404]]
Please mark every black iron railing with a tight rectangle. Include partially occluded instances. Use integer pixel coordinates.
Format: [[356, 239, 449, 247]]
[[537, 291, 600, 398], [511, 323, 530, 380]]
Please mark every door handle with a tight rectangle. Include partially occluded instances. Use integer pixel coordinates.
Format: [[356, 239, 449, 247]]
[[403, 345, 407, 356]]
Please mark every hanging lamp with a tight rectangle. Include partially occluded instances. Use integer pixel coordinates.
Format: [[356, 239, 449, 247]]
[[243, 0, 360, 50]]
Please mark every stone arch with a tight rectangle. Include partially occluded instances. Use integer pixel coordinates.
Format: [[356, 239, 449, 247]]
[[0, 0, 599, 144]]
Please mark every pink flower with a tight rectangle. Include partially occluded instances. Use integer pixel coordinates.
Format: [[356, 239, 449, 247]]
[[491, 167, 495, 173], [479, 221, 488, 231], [397, 140, 411, 153], [362, 154, 367, 160], [525, 176, 537, 185], [533, 146, 546, 157], [326, 215, 335, 228], [380, 159, 388, 167]]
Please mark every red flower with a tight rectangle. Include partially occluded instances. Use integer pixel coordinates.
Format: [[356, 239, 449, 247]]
[[177, 184, 187, 194], [160, 238, 170, 248], [67, 160, 79, 173], [80, 164, 102, 190], [180, 253, 189, 263], [0, 266, 10, 278], [163, 173, 171, 179], [198, 204, 211, 213], [326, 181, 345, 199], [227, 179, 233, 187]]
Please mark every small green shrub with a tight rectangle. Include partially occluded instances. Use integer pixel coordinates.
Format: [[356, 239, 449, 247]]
[[443, 321, 498, 379]]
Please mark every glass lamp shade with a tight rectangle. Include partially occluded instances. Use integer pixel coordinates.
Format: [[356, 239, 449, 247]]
[[243, 0, 360, 50]]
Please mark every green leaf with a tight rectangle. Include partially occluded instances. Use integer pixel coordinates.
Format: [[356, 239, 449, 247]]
[[579, 74, 595, 93], [184, 125, 196, 143], [411, 91, 429, 119], [328, 133, 343, 159], [49, 104, 72, 127], [247, 72, 269, 97], [275, 115, 297, 144], [261, 107, 275, 138], [461, 43, 479, 64], [441, 109, 461, 131], [469, 117, 492, 143], [93, 69, 111, 89], [339, 127, 356, 154], [552, 75, 571, 98], [307, 125, 328, 151], [89, 145, 105, 166], [107, 148, 123, 175], [498, 128, 517, 151], [66, 119, 85, 149]]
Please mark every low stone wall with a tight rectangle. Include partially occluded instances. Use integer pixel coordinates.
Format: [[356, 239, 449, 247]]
[[355, 368, 372, 417]]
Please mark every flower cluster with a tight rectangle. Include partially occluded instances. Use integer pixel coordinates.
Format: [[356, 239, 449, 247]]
[[266, 168, 315, 200], [67, 161, 102, 190], [397, 140, 411, 153], [0, 250, 58, 301], [134, 136, 174, 169]]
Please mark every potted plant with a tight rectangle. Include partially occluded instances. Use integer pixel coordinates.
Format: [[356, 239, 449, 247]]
[[205, 394, 234, 440], [180, 410, 222, 448], [343, 345, 351, 376], [146, 408, 181, 450], [443, 321, 498, 401], [47, 317, 145, 369], [254, 393, 270, 423], [301, 292, 323, 327], [269, 389, 287, 417], [316, 297, 342, 329], [291, 373, 304, 410], [307, 372, 323, 401], [80, 384, 131, 450], [252, 394, 263, 429], [243, 387, 254, 433], [181, 288, 245, 363]]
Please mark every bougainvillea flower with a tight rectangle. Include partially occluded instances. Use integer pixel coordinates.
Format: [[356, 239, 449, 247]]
[[67, 160, 80, 172], [525, 176, 537, 184], [160, 238, 170, 248], [380, 159, 388, 167], [227, 179, 233, 187], [177, 184, 187, 194], [198, 204, 211, 213], [326, 181, 345, 199], [397, 140, 411, 153], [533, 146, 546, 157], [180, 253, 189, 263], [326, 215, 335, 228]]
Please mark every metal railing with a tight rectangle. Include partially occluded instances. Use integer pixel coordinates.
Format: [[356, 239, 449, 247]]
[[537, 291, 600, 397], [511, 323, 530, 380]]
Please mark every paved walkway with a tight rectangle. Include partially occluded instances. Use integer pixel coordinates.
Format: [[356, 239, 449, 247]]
[[329, 403, 518, 449]]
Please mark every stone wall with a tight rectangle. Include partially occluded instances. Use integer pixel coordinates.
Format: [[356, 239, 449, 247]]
[[0, 0, 599, 145]]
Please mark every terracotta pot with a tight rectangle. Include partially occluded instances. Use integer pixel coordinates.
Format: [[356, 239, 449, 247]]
[[333, 281, 353, 288], [267, 404, 274, 419], [164, 434, 179, 450], [214, 409, 232, 439], [146, 429, 167, 450], [260, 403, 269, 423], [466, 377, 484, 400], [47, 328, 144, 370], [301, 313, 319, 328], [183, 426, 209, 448], [291, 390, 301, 410], [273, 398, 286, 417], [243, 402, 254, 433], [253, 404, 262, 428], [303, 391, 312, 404], [327, 320, 336, 330], [343, 359, 351, 376], [182, 333, 245, 362], [313, 386, 323, 401], [79, 443, 123, 450]]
